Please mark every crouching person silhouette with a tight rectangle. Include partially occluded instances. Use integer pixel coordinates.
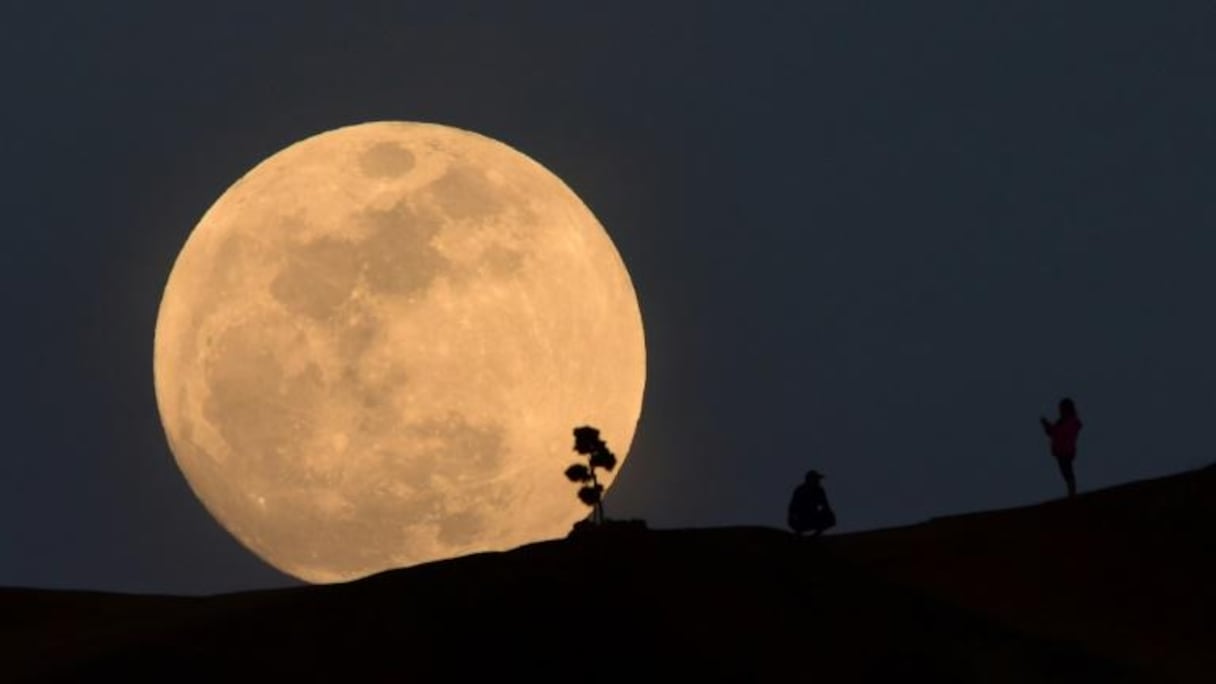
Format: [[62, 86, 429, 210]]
[[788, 470, 836, 537]]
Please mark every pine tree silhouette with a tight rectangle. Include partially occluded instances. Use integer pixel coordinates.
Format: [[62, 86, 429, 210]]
[[565, 426, 617, 525]]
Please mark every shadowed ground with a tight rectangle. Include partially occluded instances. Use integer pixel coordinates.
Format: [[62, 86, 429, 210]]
[[2, 465, 1212, 682]]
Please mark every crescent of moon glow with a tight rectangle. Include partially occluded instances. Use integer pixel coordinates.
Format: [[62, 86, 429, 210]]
[[153, 121, 646, 583]]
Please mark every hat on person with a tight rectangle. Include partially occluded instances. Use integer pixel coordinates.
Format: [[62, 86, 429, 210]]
[[805, 469, 825, 481]]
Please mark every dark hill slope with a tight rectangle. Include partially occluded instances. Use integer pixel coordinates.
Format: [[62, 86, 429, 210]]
[[2, 466, 1211, 682], [833, 465, 1216, 681]]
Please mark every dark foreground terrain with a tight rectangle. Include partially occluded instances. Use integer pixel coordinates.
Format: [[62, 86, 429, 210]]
[[3, 465, 1212, 682]]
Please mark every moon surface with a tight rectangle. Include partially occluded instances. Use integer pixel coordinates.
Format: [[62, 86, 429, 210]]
[[153, 122, 646, 583]]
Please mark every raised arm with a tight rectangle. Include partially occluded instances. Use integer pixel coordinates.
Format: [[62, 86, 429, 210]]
[[1040, 416, 1053, 435]]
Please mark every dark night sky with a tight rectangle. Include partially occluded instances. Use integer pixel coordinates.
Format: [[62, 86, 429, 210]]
[[2, 2, 1213, 594]]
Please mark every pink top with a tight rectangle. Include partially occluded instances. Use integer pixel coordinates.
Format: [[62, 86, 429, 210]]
[[1047, 415, 1082, 458]]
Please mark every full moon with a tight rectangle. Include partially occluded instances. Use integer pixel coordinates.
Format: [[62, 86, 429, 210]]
[[153, 122, 646, 583]]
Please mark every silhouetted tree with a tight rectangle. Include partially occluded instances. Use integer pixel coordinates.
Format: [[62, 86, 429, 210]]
[[565, 426, 617, 525]]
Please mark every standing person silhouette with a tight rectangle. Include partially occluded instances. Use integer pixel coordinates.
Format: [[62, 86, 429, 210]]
[[1041, 398, 1083, 498], [788, 470, 836, 537]]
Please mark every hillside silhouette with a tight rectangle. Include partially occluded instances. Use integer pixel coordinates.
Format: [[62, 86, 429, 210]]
[[2, 466, 1212, 682]]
